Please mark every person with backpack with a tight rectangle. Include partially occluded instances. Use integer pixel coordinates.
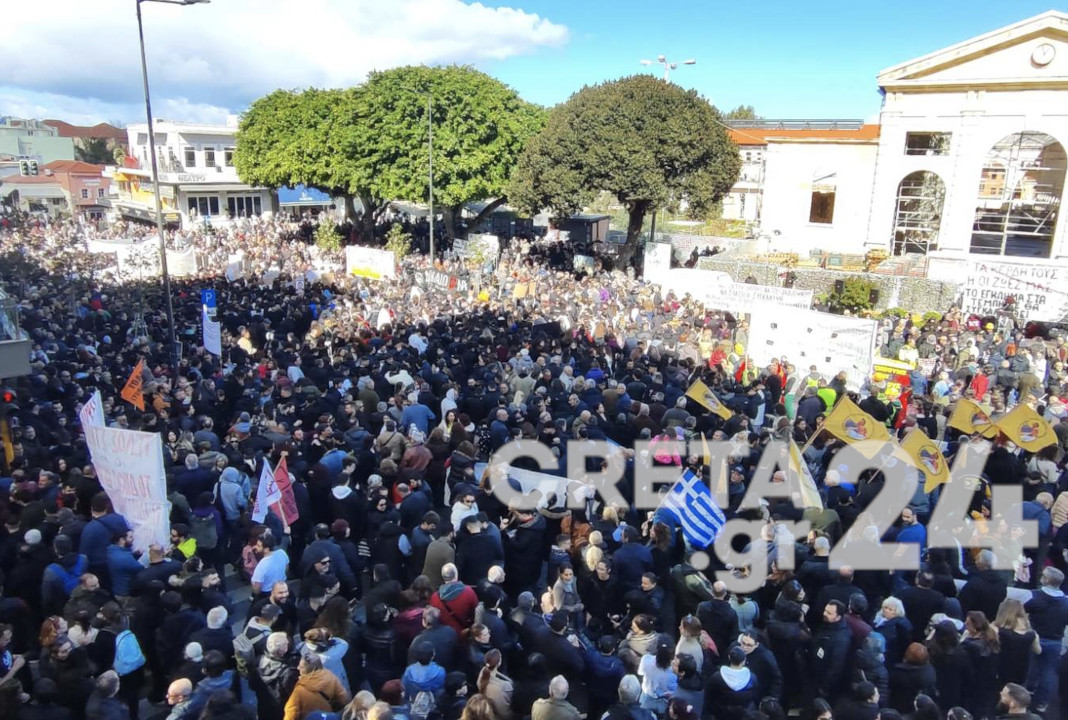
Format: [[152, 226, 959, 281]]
[[402, 642, 447, 702], [215, 466, 250, 565], [41, 534, 87, 617], [283, 654, 350, 720], [88, 602, 146, 720]]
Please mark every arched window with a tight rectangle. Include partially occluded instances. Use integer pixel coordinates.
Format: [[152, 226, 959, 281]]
[[891, 171, 946, 255], [971, 132, 1066, 257]]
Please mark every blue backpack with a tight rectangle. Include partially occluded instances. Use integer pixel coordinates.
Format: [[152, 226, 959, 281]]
[[113, 629, 146, 676], [48, 555, 87, 594]]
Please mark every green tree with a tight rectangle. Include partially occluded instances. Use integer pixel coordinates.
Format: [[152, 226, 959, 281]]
[[508, 75, 741, 265], [235, 88, 388, 240], [315, 220, 343, 253], [384, 223, 413, 262], [75, 138, 117, 165], [724, 104, 760, 120], [826, 277, 878, 313], [352, 65, 545, 241]]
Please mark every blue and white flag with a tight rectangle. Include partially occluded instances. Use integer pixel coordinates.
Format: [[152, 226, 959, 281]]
[[659, 469, 726, 548]]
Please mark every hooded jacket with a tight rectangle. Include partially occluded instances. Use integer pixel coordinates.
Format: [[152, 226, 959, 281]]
[[79, 513, 130, 567], [216, 467, 250, 521], [283, 668, 350, 720], [707, 665, 756, 716], [431, 581, 479, 633]]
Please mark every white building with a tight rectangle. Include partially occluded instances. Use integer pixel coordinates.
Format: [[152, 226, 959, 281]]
[[757, 10, 1068, 268], [112, 118, 274, 228]]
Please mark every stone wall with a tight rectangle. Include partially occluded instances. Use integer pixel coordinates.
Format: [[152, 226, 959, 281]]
[[695, 256, 961, 313]]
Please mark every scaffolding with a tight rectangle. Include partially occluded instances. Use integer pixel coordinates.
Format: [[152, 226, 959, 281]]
[[892, 171, 946, 255], [970, 131, 1066, 258]]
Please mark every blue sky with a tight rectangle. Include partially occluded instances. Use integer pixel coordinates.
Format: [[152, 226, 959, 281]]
[[2, 0, 1064, 125], [485, 0, 1066, 118]]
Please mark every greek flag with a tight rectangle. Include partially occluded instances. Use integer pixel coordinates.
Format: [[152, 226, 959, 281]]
[[659, 469, 726, 548]]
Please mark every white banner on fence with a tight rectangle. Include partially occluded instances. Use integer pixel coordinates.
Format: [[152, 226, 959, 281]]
[[346, 246, 396, 280], [959, 258, 1068, 323], [166, 248, 198, 277], [661, 268, 813, 314], [747, 306, 878, 391], [84, 424, 171, 552]]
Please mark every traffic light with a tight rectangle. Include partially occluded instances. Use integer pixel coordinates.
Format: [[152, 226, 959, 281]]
[[28, 160, 38, 176], [18, 160, 29, 176], [0, 388, 16, 419]]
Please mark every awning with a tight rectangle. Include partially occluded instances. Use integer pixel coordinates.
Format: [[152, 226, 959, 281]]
[[113, 202, 181, 225], [0, 183, 65, 199], [278, 184, 332, 206]]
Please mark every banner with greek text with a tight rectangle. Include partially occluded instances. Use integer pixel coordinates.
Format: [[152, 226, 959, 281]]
[[79, 389, 105, 429], [959, 258, 1068, 322], [84, 424, 170, 552]]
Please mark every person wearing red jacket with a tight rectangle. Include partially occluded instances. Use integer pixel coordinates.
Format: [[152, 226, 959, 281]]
[[430, 562, 479, 634]]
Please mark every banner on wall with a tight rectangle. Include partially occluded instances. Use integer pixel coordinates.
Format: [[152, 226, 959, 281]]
[[84, 424, 170, 552], [959, 259, 1068, 322], [346, 246, 396, 280], [665, 268, 813, 314], [747, 306, 878, 390]]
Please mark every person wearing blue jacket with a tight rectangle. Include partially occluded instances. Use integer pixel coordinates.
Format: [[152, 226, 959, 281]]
[[106, 530, 144, 599], [402, 641, 447, 701], [79, 492, 130, 589], [581, 634, 626, 720], [612, 527, 654, 592]]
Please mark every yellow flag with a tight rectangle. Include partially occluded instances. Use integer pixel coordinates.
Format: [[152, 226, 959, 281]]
[[947, 398, 997, 438], [686, 379, 732, 420], [823, 396, 891, 449], [702, 433, 730, 506], [789, 439, 823, 509], [899, 428, 951, 494], [995, 404, 1057, 453]]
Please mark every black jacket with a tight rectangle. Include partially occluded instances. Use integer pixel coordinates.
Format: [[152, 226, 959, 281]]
[[697, 599, 739, 656], [959, 570, 1008, 624], [889, 663, 937, 714], [809, 621, 852, 702], [706, 666, 757, 717], [456, 533, 505, 587]]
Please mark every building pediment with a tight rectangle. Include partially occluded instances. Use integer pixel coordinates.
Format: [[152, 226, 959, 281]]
[[879, 10, 1068, 90]]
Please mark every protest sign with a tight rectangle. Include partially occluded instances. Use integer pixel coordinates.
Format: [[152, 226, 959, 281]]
[[959, 258, 1068, 322], [84, 424, 170, 552], [414, 269, 470, 293], [166, 248, 198, 277], [346, 246, 396, 280]]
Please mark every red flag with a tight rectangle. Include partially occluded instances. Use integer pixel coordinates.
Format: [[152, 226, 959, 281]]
[[734, 358, 747, 384], [121, 359, 145, 411], [271, 456, 300, 525]]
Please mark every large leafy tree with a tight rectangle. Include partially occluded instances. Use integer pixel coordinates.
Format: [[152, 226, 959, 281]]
[[509, 75, 741, 265], [353, 65, 545, 240], [235, 88, 388, 239]]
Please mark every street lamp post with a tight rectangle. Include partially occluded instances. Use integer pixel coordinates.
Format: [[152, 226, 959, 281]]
[[638, 54, 696, 244], [427, 93, 434, 264], [639, 54, 696, 82], [136, 0, 210, 372]]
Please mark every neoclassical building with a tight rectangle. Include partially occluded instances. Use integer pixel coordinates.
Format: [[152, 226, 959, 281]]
[[758, 10, 1068, 265]]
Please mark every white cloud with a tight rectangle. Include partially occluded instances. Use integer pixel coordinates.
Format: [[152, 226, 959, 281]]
[[1, 0, 568, 125]]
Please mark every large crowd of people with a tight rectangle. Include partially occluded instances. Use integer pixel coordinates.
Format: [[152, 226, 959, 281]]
[[0, 211, 1067, 720]]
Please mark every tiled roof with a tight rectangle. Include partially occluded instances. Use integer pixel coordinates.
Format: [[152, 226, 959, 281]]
[[43, 119, 127, 141], [728, 124, 881, 146], [43, 160, 107, 175]]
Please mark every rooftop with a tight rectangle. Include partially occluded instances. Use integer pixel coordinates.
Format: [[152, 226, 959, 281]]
[[43, 120, 126, 141], [727, 124, 881, 147]]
